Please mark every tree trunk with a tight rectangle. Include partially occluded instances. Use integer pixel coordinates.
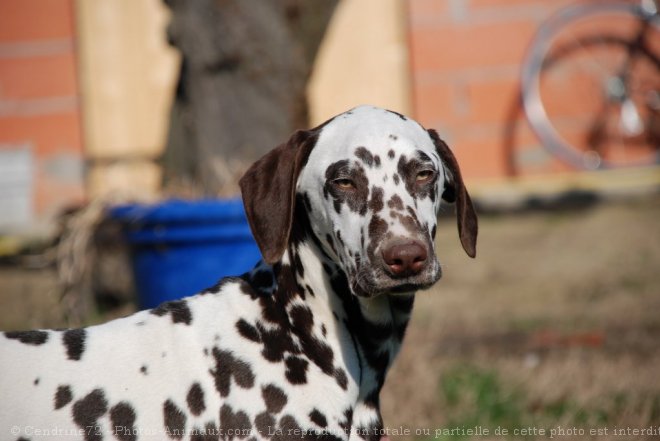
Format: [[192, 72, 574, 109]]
[[162, 0, 337, 196]]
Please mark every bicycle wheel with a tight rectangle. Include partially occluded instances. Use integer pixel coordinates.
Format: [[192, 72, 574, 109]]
[[521, 1, 660, 169]]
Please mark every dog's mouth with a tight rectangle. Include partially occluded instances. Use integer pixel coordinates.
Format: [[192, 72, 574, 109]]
[[349, 264, 442, 297]]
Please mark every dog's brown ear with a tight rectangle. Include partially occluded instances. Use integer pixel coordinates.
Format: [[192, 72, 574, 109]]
[[428, 129, 478, 258], [239, 130, 317, 264]]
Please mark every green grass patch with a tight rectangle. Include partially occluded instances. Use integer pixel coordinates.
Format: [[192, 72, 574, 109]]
[[424, 364, 660, 440], [434, 364, 527, 440]]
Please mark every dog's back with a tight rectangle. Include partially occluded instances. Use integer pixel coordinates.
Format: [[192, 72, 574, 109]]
[[1, 275, 360, 440]]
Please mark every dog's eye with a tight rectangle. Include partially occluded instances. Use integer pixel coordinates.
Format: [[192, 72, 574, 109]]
[[334, 178, 355, 190], [416, 170, 435, 183]]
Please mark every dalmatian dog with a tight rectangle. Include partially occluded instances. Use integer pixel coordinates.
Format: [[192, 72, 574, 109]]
[[0, 106, 477, 441]]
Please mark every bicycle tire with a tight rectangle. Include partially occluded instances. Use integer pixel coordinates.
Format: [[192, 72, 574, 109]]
[[521, 1, 660, 170]]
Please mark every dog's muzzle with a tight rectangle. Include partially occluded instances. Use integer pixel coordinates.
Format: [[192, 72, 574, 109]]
[[351, 238, 441, 297]]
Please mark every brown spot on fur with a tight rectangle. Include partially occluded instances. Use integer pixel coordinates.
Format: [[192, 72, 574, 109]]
[[365, 214, 389, 276], [54, 385, 73, 410], [387, 194, 403, 211], [262, 384, 288, 414], [368, 215, 388, 243], [284, 356, 309, 384], [236, 319, 261, 343], [151, 300, 192, 325], [110, 402, 137, 441], [220, 404, 252, 440], [73, 389, 108, 441], [354, 146, 374, 167], [309, 409, 328, 428], [255, 412, 275, 435], [211, 349, 255, 397], [187, 382, 206, 416], [368, 186, 384, 212], [164, 399, 186, 439], [334, 368, 348, 390], [63, 328, 86, 361], [5, 330, 48, 345]]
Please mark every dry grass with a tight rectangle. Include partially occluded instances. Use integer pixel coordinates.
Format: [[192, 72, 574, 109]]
[[382, 195, 660, 440]]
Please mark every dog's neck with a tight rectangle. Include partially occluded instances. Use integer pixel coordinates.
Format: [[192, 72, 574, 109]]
[[238, 210, 416, 435], [280, 218, 416, 410]]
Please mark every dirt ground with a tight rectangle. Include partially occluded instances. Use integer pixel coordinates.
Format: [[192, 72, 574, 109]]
[[1, 194, 659, 440]]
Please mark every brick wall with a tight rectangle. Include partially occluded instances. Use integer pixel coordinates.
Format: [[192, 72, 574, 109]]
[[0, 0, 650, 226], [407, 0, 633, 179], [0, 0, 84, 223]]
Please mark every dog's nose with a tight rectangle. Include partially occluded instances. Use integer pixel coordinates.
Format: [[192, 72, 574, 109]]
[[382, 239, 428, 277]]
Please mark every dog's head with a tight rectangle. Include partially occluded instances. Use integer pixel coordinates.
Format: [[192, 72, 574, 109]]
[[240, 106, 477, 297]]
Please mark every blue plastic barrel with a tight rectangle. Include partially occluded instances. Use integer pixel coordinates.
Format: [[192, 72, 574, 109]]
[[110, 199, 262, 309]]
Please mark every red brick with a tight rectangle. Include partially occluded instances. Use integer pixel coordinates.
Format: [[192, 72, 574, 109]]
[[408, 0, 449, 17], [469, 0, 539, 9], [468, 0, 557, 10], [553, 10, 641, 40], [0, 0, 74, 42], [414, 74, 523, 129], [0, 112, 82, 155], [510, 117, 581, 176], [468, 0, 574, 17], [0, 53, 77, 99], [413, 81, 460, 125], [450, 135, 507, 180], [465, 75, 520, 125], [511, 116, 542, 145], [411, 20, 537, 73], [535, 72, 603, 121]]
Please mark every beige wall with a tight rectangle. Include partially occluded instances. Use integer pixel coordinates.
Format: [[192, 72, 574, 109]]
[[307, 0, 411, 126], [76, 0, 180, 199]]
